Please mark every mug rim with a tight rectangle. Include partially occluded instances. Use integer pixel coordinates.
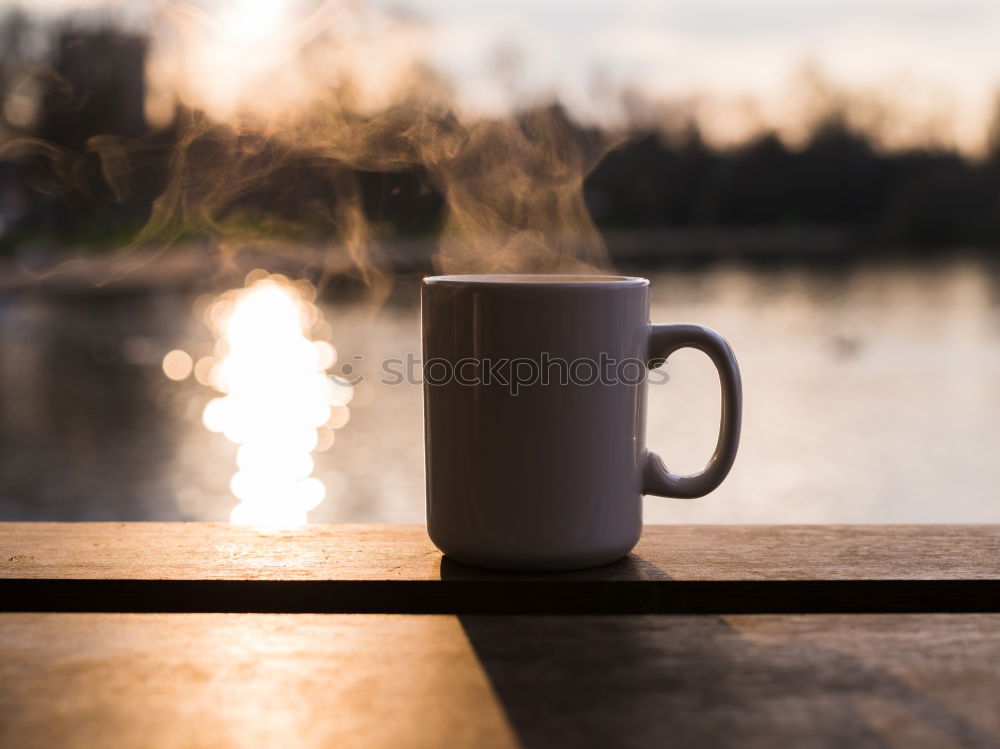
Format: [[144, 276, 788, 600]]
[[424, 274, 648, 287]]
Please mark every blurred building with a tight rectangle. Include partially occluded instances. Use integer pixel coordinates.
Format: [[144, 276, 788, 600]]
[[1, 29, 156, 251], [41, 30, 148, 150]]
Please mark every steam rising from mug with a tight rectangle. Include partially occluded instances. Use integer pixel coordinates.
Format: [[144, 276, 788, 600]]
[[94, 0, 617, 281]]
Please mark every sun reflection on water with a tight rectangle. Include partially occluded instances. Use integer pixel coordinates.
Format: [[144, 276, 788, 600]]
[[177, 271, 353, 525]]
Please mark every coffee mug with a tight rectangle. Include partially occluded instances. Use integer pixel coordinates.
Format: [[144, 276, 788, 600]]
[[422, 274, 741, 571]]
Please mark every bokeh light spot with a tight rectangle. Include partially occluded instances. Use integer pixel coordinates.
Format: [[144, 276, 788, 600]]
[[184, 273, 353, 525], [162, 349, 194, 381]]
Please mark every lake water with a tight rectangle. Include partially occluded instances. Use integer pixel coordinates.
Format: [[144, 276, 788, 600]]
[[3, 254, 1000, 523]]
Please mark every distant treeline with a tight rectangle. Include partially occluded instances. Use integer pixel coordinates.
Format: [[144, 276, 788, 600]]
[[9, 117, 1000, 257], [2, 23, 999, 257], [587, 122, 1000, 251]]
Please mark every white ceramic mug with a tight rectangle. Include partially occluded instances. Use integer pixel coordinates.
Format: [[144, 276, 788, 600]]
[[422, 274, 742, 571]]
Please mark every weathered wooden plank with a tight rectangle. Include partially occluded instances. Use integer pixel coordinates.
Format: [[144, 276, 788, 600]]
[[3, 523, 998, 581], [1, 613, 998, 749], [0, 613, 518, 749], [3, 524, 1000, 613], [460, 613, 1000, 749]]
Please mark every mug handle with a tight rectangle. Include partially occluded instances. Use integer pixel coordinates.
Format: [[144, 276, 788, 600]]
[[643, 324, 743, 499]]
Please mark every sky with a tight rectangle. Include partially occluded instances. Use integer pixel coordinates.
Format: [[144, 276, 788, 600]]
[[10, 0, 1000, 152], [383, 0, 1000, 152]]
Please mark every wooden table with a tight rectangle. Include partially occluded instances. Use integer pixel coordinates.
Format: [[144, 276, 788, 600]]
[[2, 524, 999, 748]]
